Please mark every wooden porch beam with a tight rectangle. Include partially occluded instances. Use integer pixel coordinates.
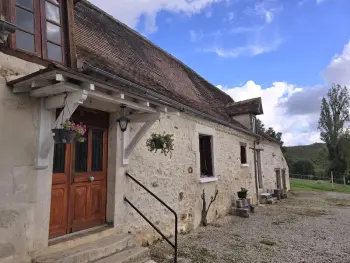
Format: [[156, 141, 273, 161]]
[[127, 112, 163, 123], [30, 82, 80, 97], [45, 90, 88, 110], [87, 90, 157, 113], [124, 121, 155, 159]]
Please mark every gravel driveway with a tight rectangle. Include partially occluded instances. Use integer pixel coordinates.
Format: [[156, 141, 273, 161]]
[[150, 191, 350, 263]]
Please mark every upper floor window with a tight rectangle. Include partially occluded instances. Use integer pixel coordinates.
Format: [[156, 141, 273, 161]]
[[10, 0, 65, 63]]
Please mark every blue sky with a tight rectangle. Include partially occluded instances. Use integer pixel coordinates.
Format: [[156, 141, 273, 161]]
[[90, 0, 350, 146]]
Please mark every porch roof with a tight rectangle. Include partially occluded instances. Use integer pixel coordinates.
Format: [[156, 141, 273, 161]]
[[8, 64, 261, 138]]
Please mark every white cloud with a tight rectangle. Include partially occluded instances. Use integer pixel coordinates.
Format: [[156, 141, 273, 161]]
[[322, 41, 350, 87], [89, 0, 224, 33], [254, 0, 281, 24], [219, 40, 350, 146], [190, 30, 204, 42], [203, 37, 283, 58]]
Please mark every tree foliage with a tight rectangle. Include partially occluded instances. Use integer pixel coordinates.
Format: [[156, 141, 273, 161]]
[[318, 84, 350, 178], [292, 160, 315, 175], [256, 118, 284, 149]]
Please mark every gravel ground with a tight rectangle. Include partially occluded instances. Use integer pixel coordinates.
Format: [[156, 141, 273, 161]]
[[150, 191, 350, 263]]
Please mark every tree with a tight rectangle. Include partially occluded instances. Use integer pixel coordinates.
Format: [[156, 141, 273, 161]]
[[256, 118, 266, 133], [256, 118, 285, 152], [318, 84, 350, 178], [292, 160, 315, 175]]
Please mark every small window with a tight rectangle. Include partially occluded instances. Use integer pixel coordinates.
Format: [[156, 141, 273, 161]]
[[240, 145, 247, 164], [199, 135, 213, 177]]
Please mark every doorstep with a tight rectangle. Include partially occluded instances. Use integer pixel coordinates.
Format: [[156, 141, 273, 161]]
[[32, 232, 137, 263]]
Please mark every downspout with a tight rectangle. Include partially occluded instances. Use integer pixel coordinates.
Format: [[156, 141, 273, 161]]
[[253, 140, 259, 205]]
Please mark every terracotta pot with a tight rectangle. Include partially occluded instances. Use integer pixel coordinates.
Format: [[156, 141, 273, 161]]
[[52, 129, 76, 144]]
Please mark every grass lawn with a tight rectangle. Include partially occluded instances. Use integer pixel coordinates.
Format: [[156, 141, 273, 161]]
[[291, 178, 350, 193]]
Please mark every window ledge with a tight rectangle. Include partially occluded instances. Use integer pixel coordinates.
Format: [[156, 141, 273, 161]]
[[200, 177, 218, 184], [241, 164, 249, 168]]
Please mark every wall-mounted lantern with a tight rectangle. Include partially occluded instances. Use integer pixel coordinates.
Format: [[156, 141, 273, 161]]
[[117, 104, 130, 132]]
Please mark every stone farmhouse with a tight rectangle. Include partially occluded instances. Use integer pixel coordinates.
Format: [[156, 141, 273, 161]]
[[0, 0, 289, 262]]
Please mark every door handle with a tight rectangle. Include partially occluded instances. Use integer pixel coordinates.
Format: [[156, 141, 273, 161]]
[[88, 176, 95, 182]]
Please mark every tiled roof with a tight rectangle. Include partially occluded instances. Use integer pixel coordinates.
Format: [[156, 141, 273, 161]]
[[74, 1, 236, 123], [226, 97, 264, 117]]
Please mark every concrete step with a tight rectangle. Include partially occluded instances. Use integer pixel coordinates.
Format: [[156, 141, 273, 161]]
[[94, 246, 150, 263], [32, 233, 135, 263]]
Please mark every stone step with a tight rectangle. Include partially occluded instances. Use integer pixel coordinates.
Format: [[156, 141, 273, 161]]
[[94, 246, 150, 263], [32, 233, 135, 263]]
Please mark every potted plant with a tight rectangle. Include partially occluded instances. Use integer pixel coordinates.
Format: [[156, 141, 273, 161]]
[[146, 132, 174, 157], [237, 187, 248, 199], [52, 119, 87, 144]]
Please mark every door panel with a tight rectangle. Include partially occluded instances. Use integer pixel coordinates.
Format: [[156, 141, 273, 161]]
[[49, 184, 68, 238], [68, 122, 108, 233], [49, 143, 70, 239], [72, 184, 88, 222], [49, 107, 109, 239], [88, 182, 106, 220]]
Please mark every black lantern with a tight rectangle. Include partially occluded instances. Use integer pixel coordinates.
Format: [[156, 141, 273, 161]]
[[117, 105, 130, 132]]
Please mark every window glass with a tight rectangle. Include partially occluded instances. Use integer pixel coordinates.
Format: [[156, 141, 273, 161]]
[[47, 42, 62, 62], [91, 130, 104, 172], [240, 145, 247, 164], [16, 0, 33, 10], [199, 135, 213, 177], [75, 133, 88, 172], [47, 0, 59, 5], [46, 22, 61, 44], [53, 144, 66, 173], [45, 1, 60, 24], [16, 7, 34, 32], [16, 30, 35, 52]]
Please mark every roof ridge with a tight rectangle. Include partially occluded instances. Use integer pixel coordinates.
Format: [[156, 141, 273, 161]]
[[79, 0, 233, 103]]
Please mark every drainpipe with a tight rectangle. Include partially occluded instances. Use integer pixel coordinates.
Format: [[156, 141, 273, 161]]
[[253, 140, 259, 205]]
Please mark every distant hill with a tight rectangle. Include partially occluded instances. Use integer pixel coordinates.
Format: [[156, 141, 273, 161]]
[[285, 143, 327, 176]]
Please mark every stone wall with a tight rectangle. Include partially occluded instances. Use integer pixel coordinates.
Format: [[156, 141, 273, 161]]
[[124, 113, 288, 244], [0, 52, 51, 263]]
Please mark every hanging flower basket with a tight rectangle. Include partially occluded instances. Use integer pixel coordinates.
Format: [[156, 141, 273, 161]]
[[52, 120, 87, 144], [146, 133, 174, 157], [52, 128, 76, 144]]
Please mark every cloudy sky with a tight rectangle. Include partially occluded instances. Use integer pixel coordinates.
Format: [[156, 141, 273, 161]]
[[89, 0, 350, 146]]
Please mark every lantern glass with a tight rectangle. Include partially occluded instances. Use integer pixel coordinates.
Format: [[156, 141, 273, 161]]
[[117, 116, 130, 132]]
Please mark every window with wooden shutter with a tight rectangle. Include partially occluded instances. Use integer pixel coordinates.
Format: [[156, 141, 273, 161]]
[[199, 135, 213, 177], [10, 0, 66, 63]]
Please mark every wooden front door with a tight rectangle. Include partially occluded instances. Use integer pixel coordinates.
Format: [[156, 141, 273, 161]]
[[49, 108, 109, 239]]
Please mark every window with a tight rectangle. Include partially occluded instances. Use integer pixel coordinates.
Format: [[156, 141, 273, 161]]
[[240, 145, 247, 164], [11, 0, 65, 63], [199, 135, 213, 177]]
